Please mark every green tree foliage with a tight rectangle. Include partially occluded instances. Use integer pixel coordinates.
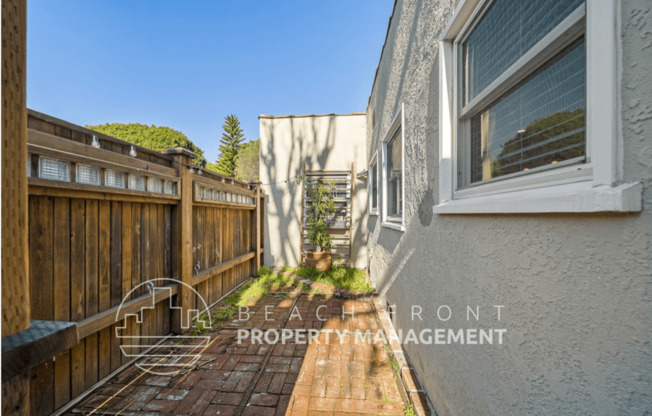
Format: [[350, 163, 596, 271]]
[[305, 180, 337, 252], [204, 161, 221, 174], [86, 123, 207, 166], [215, 114, 245, 176], [234, 139, 259, 182]]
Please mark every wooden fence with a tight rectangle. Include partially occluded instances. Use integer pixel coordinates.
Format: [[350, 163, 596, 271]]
[[23, 110, 264, 415]]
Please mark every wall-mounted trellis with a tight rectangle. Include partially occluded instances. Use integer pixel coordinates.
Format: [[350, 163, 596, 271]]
[[300, 163, 354, 267]]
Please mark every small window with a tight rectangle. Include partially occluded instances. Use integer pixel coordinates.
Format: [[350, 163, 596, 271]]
[[105, 170, 126, 189], [76, 164, 100, 185], [369, 152, 379, 215], [38, 156, 70, 182], [164, 180, 177, 195], [129, 175, 146, 191], [382, 104, 405, 230], [147, 177, 163, 193]]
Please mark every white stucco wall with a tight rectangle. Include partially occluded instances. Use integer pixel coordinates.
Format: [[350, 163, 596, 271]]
[[367, 0, 652, 415], [259, 113, 368, 269]]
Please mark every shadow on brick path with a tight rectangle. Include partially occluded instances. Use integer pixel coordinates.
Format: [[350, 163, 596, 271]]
[[67, 287, 406, 415]]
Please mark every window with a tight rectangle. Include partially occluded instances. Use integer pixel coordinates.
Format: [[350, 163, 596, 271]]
[[382, 104, 405, 230], [147, 177, 163, 193], [38, 156, 70, 182], [105, 169, 126, 189], [76, 164, 100, 185], [369, 152, 379, 215], [436, 0, 642, 213], [129, 175, 146, 191]]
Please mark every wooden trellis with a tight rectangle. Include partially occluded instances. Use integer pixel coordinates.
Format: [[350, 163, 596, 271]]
[[300, 162, 354, 267]]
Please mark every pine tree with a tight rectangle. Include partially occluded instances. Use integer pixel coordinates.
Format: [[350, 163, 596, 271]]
[[215, 114, 245, 176]]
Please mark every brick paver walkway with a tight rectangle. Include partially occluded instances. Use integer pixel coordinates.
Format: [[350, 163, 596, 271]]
[[68, 287, 406, 415]]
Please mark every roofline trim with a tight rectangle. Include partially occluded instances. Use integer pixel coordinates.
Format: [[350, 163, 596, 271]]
[[258, 112, 365, 120]]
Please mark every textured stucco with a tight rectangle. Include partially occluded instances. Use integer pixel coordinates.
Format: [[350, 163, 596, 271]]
[[367, 0, 652, 415], [259, 114, 368, 268]]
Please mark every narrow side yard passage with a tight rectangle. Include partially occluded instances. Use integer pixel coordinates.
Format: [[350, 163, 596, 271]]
[[68, 285, 406, 415]]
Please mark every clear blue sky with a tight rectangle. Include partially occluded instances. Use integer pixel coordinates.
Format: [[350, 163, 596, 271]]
[[27, 1, 393, 162]]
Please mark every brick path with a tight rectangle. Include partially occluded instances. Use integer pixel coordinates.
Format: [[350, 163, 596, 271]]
[[67, 287, 407, 415]]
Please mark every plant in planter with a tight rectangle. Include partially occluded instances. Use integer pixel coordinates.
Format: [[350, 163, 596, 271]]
[[305, 179, 337, 272]]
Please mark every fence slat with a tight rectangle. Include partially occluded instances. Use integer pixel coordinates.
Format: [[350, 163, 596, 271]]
[[53, 198, 71, 409]]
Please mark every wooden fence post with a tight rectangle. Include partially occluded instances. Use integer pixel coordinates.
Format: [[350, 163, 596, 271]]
[[2, 0, 30, 413], [162, 148, 196, 333]]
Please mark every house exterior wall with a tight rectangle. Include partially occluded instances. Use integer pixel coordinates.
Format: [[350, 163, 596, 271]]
[[259, 114, 368, 268], [367, 1, 652, 415]]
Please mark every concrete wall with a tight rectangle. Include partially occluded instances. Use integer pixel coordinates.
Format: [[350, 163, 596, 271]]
[[259, 114, 368, 268], [367, 0, 652, 415]]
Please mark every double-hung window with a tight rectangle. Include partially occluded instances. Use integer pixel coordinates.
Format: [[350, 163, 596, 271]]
[[382, 104, 405, 230], [369, 152, 379, 215], [436, 0, 641, 213]]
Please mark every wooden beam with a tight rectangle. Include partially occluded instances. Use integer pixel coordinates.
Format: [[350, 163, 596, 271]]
[[28, 143, 179, 182], [2, 320, 78, 382], [28, 129, 177, 177], [192, 175, 256, 196], [75, 284, 178, 340], [28, 109, 174, 168], [162, 148, 195, 333], [191, 251, 256, 287], [28, 178, 180, 203]]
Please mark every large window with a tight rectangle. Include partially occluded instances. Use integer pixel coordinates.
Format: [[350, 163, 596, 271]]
[[459, 0, 585, 187], [382, 105, 405, 230], [369, 152, 379, 215], [435, 0, 641, 213]]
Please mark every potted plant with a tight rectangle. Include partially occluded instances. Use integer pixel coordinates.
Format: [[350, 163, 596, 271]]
[[305, 179, 337, 272]]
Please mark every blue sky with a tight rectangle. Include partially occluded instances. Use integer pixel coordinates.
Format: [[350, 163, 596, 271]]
[[27, 1, 393, 162]]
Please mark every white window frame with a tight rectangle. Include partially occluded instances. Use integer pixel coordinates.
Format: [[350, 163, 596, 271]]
[[435, 0, 642, 214], [369, 151, 379, 215], [382, 103, 405, 231]]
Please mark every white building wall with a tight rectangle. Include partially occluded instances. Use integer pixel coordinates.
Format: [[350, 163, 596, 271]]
[[367, 0, 652, 415], [259, 113, 368, 269]]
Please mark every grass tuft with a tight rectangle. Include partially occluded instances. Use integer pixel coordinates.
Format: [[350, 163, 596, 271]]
[[192, 266, 305, 334], [292, 265, 374, 293]]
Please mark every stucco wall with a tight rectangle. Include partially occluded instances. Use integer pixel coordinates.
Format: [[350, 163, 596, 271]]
[[367, 0, 652, 415], [259, 114, 368, 269]]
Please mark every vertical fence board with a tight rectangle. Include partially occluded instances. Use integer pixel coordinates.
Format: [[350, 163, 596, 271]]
[[98, 201, 110, 312], [98, 328, 111, 379], [140, 204, 151, 344], [29, 196, 55, 416], [53, 198, 71, 410], [121, 203, 133, 365], [98, 201, 111, 379], [30, 361, 54, 416], [84, 200, 99, 390], [131, 203, 142, 299]]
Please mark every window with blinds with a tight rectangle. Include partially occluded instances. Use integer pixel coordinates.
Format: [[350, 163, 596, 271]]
[[369, 154, 378, 214], [458, 0, 586, 186]]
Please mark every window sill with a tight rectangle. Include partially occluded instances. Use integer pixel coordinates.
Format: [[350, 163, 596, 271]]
[[381, 221, 405, 231], [369, 210, 379, 216], [433, 181, 642, 214]]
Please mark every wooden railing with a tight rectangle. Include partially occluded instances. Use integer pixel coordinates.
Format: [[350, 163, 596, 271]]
[[20, 110, 265, 415]]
